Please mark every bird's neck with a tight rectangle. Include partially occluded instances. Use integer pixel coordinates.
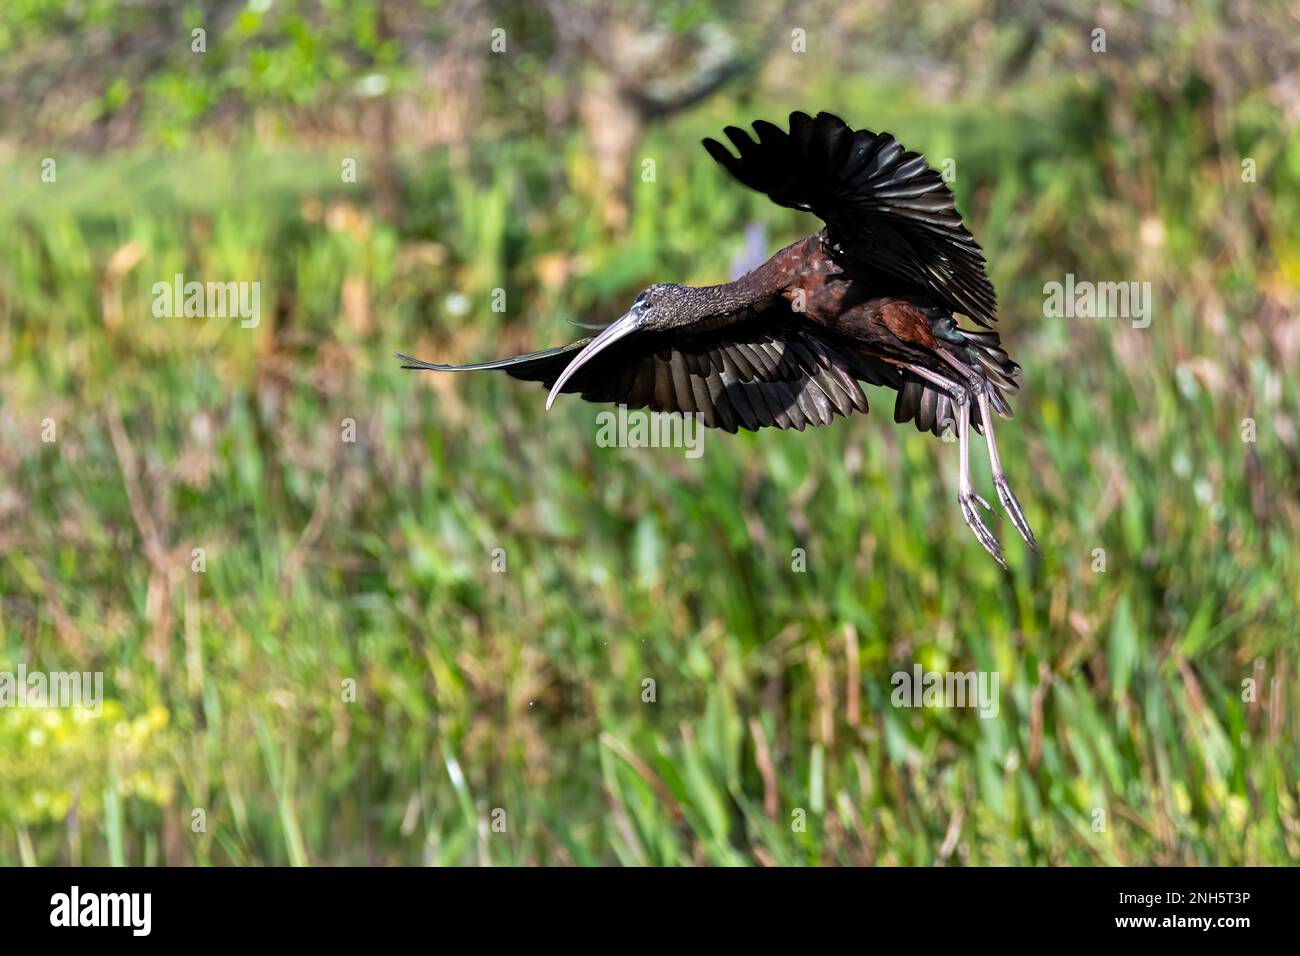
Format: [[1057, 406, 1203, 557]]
[[682, 235, 820, 321]]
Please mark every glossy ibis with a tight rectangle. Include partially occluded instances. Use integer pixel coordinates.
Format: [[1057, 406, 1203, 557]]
[[398, 111, 1037, 566]]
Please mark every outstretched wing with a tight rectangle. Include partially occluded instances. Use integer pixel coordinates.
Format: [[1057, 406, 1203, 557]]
[[398, 309, 903, 434], [702, 110, 998, 328]]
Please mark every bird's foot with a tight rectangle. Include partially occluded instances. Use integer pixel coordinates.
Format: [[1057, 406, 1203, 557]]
[[959, 490, 1007, 570], [993, 475, 1038, 553]]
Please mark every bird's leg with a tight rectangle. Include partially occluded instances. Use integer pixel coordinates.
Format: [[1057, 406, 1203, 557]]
[[901, 363, 1005, 568], [954, 392, 1006, 568], [935, 347, 1038, 552], [974, 386, 1038, 552]]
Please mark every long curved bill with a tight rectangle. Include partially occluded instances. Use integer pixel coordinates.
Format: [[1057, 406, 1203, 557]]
[[545, 311, 640, 410]]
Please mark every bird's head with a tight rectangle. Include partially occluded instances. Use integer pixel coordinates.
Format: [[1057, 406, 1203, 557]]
[[625, 282, 685, 332]]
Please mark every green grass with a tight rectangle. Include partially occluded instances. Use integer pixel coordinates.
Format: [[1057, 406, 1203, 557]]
[[1, 78, 1297, 866]]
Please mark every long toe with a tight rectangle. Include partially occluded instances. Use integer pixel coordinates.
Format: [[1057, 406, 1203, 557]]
[[994, 477, 1039, 552], [960, 493, 1007, 569]]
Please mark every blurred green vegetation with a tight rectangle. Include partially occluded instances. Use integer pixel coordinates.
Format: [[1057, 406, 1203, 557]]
[[1, 2, 1299, 865]]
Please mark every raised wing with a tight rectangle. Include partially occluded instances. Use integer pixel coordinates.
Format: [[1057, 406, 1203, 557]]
[[703, 110, 998, 328], [398, 310, 903, 434]]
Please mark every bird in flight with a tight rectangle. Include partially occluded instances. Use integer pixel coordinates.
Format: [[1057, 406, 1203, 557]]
[[398, 111, 1037, 566]]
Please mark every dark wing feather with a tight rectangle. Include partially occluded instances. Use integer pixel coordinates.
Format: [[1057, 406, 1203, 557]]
[[702, 110, 998, 328], [397, 308, 901, 434]]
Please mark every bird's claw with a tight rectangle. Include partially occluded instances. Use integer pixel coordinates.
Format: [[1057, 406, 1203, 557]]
[[994, 476, 1038, 553], [960, 491, 1007, 569]]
